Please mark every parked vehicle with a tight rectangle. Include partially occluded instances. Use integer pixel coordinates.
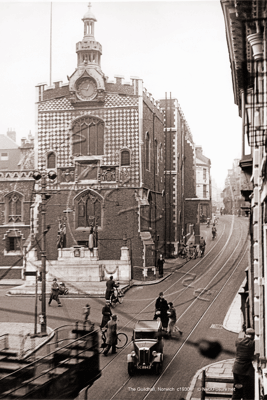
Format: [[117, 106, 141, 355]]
[[127, 320, 164, 376]]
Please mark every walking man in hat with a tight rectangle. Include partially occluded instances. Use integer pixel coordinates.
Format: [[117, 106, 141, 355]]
[[48, 278, 62, 307]]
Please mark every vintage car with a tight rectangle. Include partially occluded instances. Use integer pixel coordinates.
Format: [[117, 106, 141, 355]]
[[127, 320, 164, 375]]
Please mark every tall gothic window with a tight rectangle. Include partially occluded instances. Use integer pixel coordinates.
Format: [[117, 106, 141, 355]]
[[77, 192, 102, 228], [154, 139, 158, 175], [120, 149, 130, 166], [47, 152, 56, 169], [72, 116, 104, 157], [6, 192, 23, 223], [145, 132, 150, 171]]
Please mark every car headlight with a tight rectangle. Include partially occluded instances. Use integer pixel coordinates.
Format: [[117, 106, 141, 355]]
[[131, 351, 136, 357], [152, 351, 157, 357]]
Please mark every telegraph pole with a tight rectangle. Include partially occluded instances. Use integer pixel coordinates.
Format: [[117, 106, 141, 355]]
[[40, 174, 47, 335], [33, 170, 56, 336]]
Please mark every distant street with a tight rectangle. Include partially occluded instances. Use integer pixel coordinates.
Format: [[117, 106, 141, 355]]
[[0, 215, 249, 400]]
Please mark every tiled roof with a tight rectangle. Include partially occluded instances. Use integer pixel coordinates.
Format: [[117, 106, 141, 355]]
[[0, 134, 18, 149]]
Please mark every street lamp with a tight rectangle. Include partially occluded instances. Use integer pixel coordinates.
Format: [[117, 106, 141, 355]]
[[33, 170, 57, 336]]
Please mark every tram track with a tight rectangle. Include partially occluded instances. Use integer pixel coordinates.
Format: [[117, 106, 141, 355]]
[[86, 216, 249, 400]]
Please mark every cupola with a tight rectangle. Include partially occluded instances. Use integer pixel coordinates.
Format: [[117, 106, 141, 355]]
[[76, 2, 102, 68]]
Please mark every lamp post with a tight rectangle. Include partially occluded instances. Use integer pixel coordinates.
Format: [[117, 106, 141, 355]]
[[33, 170, 57, 336]]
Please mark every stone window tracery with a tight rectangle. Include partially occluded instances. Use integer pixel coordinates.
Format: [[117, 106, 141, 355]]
[[5, 192, 23, 223], [76, 191, 102, 228], [72, 116, 104, 157]]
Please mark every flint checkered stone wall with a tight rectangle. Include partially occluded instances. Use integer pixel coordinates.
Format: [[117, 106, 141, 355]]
[[37, 94, 140, 185]]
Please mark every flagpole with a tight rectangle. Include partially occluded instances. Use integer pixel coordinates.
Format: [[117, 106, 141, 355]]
[[50, 2, 52, 86]]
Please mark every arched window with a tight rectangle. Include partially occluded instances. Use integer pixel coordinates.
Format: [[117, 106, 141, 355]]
[[145, 132, 150, 171], [72, 116, 104, 157], [120, 149, 130, 166], [47, 152, 56, 169], [154, 139, 158, 175], [159, 143, 163, 162], [77, 191, 102, 228], [5, 192, 23, 223]]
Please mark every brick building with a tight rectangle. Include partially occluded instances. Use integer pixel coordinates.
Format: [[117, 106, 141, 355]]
[[34, 4, 165, 281], [221, 0, 267, 397], [160, 97, 199, 257], [0, 132, 35, 278]]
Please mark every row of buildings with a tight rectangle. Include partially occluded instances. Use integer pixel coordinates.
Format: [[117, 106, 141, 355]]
[[221, 158, 250, 215], [221, 0, 267, 397], [0, 4, 212, 284]]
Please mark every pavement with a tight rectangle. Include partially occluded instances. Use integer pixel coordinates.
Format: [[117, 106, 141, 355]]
[[3, 255, 187, 297], [0, 255, 241, 399]]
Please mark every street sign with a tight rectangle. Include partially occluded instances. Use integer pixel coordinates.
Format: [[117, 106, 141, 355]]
[[24, 271, 37, 276]]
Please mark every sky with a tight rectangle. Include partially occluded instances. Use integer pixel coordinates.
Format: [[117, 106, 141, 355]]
[[0, 0, 242, 188]]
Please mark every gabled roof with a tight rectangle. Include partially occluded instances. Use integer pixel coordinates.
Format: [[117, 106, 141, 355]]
[[0, 134, 18, 149], [196, 156, 210, 167]]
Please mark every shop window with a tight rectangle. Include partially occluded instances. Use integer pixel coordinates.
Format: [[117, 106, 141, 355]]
[[47, 152, 56, 169], [72, 116, 104, 156], [121, 150, 130, 166]]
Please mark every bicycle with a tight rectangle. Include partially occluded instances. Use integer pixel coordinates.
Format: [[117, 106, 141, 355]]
[[178, 244, 187, 259], [187, 245, 198, 260], [110, 284, 124, 308], [99, 328, 128, 353]]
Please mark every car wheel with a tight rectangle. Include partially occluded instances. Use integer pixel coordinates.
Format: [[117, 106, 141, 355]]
[[155, 362, 162, 375], [128, 362, 134, 376]]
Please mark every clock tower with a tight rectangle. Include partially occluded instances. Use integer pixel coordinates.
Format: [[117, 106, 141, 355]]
[[69, 3, 106, 104]]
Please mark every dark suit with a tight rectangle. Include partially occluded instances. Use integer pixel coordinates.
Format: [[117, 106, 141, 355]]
[[154, 296, 169, 329], [232, 333, 255, 400], [105, 279, 116, 300]]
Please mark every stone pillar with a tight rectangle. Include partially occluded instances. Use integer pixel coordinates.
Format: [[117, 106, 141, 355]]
[[93, 247, 99, 260], [120, 246, 130, 261]]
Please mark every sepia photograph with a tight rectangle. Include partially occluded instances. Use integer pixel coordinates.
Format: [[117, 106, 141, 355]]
[[0, 0, 261, 399]]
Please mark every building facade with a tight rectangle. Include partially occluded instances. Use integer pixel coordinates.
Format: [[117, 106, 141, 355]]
[[222, 0, 267, 397], [195, 145, 212, 222], [34, 4, 166, 281], [159, 97, 200, 257], [0, 132, 35, 278]]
